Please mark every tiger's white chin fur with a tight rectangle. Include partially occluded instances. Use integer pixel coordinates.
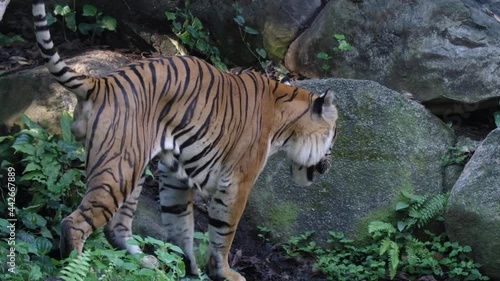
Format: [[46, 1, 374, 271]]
[[286, 130, 335, 186], [290, 163, 314, 186]]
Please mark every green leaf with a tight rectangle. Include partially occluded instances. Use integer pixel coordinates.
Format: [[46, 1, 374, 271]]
[[23, 115, 44, 131], [395, 201, 410, 211], [233, 15, 245, 26], [334, 34, 346, 40], [191, 17, 203, 30], [165, 11, 177, 21], [172, 21, 182, 32], [40, 226, 53, 239], [54, 5, 64, 16], [78, 23, 97, 36], [494, 111, 500, 128], [35, 237, 53, 255], [178, 31, 194, 46], [243, 26, 259, 35], [64, 13, 77, 32], [137, 268, 156, 276], [60, 112, 74, 143], [100, 16, 117, 31], [46, 12, 57, 26], [20, 212, 47, 229], [255, 48, 267, 59], [82, 5, 98, 17], [397, 220, 407, 232], [20, 171, 45, 183], [61, 5, 72, 16], [24, 162, 42, 173], [29, 265, 43, 280], [232, 3, 243, 14], [317, 52, 332, 60]]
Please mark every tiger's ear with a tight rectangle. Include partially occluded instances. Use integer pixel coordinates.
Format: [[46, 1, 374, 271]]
[[313, 89, 337, 121]]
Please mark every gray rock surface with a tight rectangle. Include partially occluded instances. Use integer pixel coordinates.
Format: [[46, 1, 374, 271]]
[[246, 78, 456, 242], [445, 128, 500, 280], [0, 51, 130, 134], [285, 0, 500, 112], [6, 0, 321, 64]]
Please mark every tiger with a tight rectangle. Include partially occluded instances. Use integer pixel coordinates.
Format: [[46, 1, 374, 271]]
[[32, 0, 338, 280]]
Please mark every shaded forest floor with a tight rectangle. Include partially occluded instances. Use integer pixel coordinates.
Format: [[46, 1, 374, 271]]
[[141, 175, 325, 281]]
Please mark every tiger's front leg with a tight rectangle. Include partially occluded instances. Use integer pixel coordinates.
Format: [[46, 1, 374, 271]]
[[206, 178, 253, 281], [158, 161, 198, 275]]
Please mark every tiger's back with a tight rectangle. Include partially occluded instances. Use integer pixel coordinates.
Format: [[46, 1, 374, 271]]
[[33, 1, 338, 280]]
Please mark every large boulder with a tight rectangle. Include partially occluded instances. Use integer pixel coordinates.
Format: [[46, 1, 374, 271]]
[[285, 0, 500, 113], [246, 78, 456, 243], [445, 128, 500, 280], [0, 51, 130, 134], [5, 0, 322, 64]]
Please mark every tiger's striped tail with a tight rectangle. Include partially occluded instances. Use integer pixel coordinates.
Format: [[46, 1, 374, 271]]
[[32, 0, 92, 100]]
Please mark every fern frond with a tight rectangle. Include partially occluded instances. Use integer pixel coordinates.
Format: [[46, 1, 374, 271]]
[[388, 241, 400, 279], [409, 194, 428, 215], [379, 238, 393, 255], [368, 221, 396, 238], [416, 193, 449, 228], [59, 250, 93, 281], [405, 240, 430, 265]]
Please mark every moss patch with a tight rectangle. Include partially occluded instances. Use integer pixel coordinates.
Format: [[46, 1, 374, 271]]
[[269, 203, 299, 230]]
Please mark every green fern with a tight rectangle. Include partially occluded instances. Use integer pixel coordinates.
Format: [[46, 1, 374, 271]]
[[388, 242, 400, 279], [59, 250, 93, 281], [368, 221, 396, 239], [416, 193, 448, 228]]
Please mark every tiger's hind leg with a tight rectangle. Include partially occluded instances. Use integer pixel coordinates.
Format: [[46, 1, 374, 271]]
[[60, 167, 144, 258], [103, 178, 144, 255], [158, 159, 198, 275]]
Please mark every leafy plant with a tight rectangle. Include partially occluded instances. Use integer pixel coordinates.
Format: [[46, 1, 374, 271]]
[[284, 192, 489, 281], [78, 5, 117, 42], [333, 34, 352, 52], [283, 231, 321, 258], [443, 145, 474, 166], [59, 250, 92, 281], [193, 231, 209, 268], [166, 3, 228, 71], [0, 113, 85, 280], [51, 3, 117, 42], [54, 4, 77, 32], [0, 115, 191, 281], [0, 32, 24, 47], [317, 52, 333, 72], [257, 226, 271, 242], [232, 3, 268, 70], [316, 34, 352, 76]]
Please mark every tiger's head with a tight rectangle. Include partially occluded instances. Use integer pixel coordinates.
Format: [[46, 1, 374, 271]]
[[283, 89, 338, 186]]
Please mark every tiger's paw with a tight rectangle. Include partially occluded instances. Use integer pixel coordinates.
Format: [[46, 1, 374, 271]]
[[209, 270, 246, 281], [207, 256, 246, 281], [224, 270, 246, 281]]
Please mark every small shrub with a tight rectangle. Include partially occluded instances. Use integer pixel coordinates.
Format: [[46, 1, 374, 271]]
[[51, 4, 117, 42], [443, 145, 474, 166], [166, 2, 228, 72]]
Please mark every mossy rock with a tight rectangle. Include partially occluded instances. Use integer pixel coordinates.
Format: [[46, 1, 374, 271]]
[[246, 78, 456, 244], [445, 128, 500, 280], [0, 51, 130, 135]]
